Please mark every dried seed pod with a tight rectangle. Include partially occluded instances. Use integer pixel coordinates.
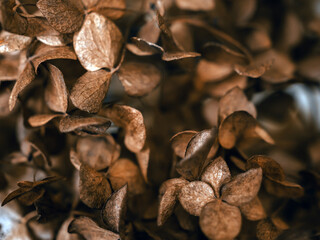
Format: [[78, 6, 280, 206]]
[[178, 181, 215, 216]]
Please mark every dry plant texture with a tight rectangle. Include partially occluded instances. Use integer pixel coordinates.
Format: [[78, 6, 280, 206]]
[[1, 0, 320, 239]]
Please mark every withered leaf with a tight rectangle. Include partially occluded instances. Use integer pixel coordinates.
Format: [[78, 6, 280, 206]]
[[37, 0, 84, 34], [234, 59, 274, 78], [79, 163, 112, 208], [178, 181, 215, 216], [0, 34, 32, 53], [59, 115, 111, 134], [108, 158, 146, 195], [45, 64, 68, 113], [176, 128, 217, 180], [158, 178, 188, 226], [218, 111, 274, 149], [200, 157, 231, 198], [170, 130, 198, 158], [221, 168, 262, 206], [239, 196, 266, 221], [70, 70, 111, 113], [264, 177, 304, 198], [9, 61, 35, 111], [73, 12, 123, 71], [175, 0, 215, 11], [28, 114, 63, 127], [135, 145, 150, 182], [246, 155, 285, 181], [84, 0, 126, 20], [218, 87, 257, 122], [99, 104, 146, 153], [68, 216, 120, 240], [30, 45, 77, 72], [118, 61, 161, 97], [101, 184, 128, 233], [200, 199, 242, 240]]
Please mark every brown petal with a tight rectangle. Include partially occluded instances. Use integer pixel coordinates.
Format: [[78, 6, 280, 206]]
[[264, 177, 304, 198], [9, 62, 35, 111], [231, 0, 256, 25], [178, 181, 215, 216], [57, 217, 81, 240], [219, 87, 257, 122], [200, 157, 231, 197], [157, 178, 189, 226], [45, 64, 68, 113], [176, 128, 218, 180], [127, 37, 163, 56], [196, 59, 234, 83], [99, 104, 146, 153], [17, 188, 46, 206], [0, 57, 19, 81], [118, 61, 161, 97], [25, 17, 61, 37], [101, 184, 128, 233], [68, 216, 120, 240], [59, 115, 111, 133], [79, 164, 112, 209], [37, 0, 84, 34], [37, 34, 73, 47], [0, 89, 13, 117], [73, 12, 123, 71], [239, 196, 266, 221], [170, 130, 198, 158], [175, 0, 215, 11], [135, 145, 150, 182], [86, 0, 126, 20], [107, 158, 146, 195], [161, 51, 200, 61], [70, 70, 111, 113], [0, 34, 32, 53], [234, 59, 274, 78], [221, 168, 262, 206], [2, 186, 32, 206], [218, 111, 274, 149], [28, 114, 63, 127], [246, 155, 285, 181], [200, 199, 242, 240], [297, 56, 320, 82], [256, 218, 282, 240], [138, 18, 160, 44]]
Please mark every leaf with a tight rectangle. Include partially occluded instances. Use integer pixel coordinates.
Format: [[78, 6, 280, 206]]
[[68, 216, 120, 240], [0, 34, 32, 53], [37, 0, 84, 34], [28, 114, 63, 127], [59, 115, 111, 134], [118, 61, 162, 97], [45, 64, 68, 113], [73, 12, 123, 71], [239, 196, 266, 221], [264, 177, 304, 198], [234, 59, 274, 78], [200, 157, 231, 198], [157, 178, 188, 226], [70, 70, 111, 113], [107, 158, 146, 195], [101, 184, 128, 233], [175, 0, 215, 11], [176, 128, 218, 180], [79, 164, 112, 208], [218, 111, 274, 149], [170, 130, 198, 158], [221, 168, 263, 206], [199, 199, 242, 240], [219, 87, 257, 122], [246, 155, 285, 181], [99, 104, 146, 153], [178, 181, 215, 216], [9, 61, 35, 111]]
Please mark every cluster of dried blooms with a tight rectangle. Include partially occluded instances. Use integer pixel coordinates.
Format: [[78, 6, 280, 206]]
[[0, 0, 320, 239]]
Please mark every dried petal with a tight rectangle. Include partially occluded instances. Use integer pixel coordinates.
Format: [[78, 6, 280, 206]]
[[178, 181, 215, 216], [196, 59, 233, 83], [70, 70, 111, 113], [118, 61, 161, 97], [45, 64, 68, 113], [68, 216, 120, 240], [264, 177, 304, 198], [99, 104, 146, 153], [28, 114, 63, 127], [239, 196, 266, 221], [234, 59, 274, 78], [59, 115, 111, 133], [256, 218, 282, 240], [135, 145, 150, 182], [9, 62, 35, 111], [37, 0, 84, 34], [86, 0, 126, 20], [297, 56, 320, 82], [221, 168, 262, 206], [219, 87, 257, 122], [200, 157, 231, 197], [158, 178, 188, 226], [73, 12, 123, 71], [175, 0, 215, 11], [170, 130, 198, 158], [0, 34, 32, 53], [101, 184, 128, 233], [200, 199, 242, 240], [79, 164, 112, 208], [127, 37, 163, 56], [37, 34, 73, 47]]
